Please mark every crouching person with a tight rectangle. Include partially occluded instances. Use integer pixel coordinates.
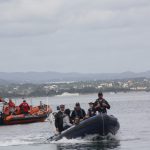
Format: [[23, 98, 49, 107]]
[[71, 102, 86, 124]]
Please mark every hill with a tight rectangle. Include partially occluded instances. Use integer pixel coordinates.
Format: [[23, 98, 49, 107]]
[[0, 71, 150, 84]]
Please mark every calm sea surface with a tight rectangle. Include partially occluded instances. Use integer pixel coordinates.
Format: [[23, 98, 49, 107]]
[[0, 92, 150, 150]]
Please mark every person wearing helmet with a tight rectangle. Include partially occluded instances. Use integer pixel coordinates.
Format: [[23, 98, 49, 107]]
[[71, 102, 86, 124], [94, 92, 110, 114]]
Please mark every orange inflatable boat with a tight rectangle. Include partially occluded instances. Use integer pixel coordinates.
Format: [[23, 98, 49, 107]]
[[0, 104, 52, 125]]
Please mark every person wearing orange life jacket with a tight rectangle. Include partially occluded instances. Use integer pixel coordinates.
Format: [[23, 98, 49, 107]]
[[8, 99, 16, 115], [0, 97, 4, 102], [19, 100, 30, 114]]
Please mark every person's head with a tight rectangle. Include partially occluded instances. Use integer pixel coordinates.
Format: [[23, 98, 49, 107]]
[[23, 100, 26, 103], [9, 99, 12, 102], [60, 104, 65, 112], [64, 109, 70, 116], [75, 102, 81, 110], [98, 92, 103, 98], [74, 117, 80, 125], [89, 102, 94, 108], [57, 106, 60, 110]]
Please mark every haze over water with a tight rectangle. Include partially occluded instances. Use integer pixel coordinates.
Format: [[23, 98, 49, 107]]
[[0, 92, 150, 150]]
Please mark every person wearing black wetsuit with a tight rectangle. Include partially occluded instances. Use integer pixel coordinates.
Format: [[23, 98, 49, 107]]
[[94, 92, 110, 114], [71, 102, 86, 123], [55, 104, 65, 133]]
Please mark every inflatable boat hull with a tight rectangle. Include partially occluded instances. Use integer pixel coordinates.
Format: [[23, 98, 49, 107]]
[[2, 114, 49, 125], [50, 114, 120, 141]]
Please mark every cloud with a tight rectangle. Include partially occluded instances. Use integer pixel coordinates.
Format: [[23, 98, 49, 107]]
[[0, 0, 150, 73], [0, 0, 63, 36], [0, 0, 150, 37]]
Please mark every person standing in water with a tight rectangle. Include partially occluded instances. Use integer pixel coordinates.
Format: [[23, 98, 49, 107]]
[[55, 104, 66, 133]]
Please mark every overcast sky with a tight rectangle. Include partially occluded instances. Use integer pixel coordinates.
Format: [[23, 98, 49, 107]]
[[0, 0, 150, 73]]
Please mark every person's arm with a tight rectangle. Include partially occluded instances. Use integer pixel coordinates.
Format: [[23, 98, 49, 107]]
[[19, 103, 22, 108], [82, 109, 86, 118], [13, 102, 15, 107], [102, 100, 110, 109], [66, 116, 72, 126], [54, 113, 59, 129], [27, 104, 30, 110], [94, 100, 101, 109], [106, 101, 110, 109], [87, 109, 90, 117], [70, 111, 75, 123]]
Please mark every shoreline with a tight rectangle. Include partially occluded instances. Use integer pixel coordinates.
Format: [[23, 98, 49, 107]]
[[3, 90, 149, 99]]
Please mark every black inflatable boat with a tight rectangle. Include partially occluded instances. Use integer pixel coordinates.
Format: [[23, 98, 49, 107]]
[[49, 113, 120, 141]]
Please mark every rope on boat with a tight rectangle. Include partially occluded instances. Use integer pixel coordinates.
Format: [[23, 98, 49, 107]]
[[100, 112, 105, 136]]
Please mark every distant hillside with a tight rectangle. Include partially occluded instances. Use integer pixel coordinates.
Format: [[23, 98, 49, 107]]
[[0, 79, 11, 85], [0, 71, 150, 84]]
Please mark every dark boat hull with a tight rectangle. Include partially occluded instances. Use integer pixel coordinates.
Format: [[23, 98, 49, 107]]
[[50, 114, 120, 141]]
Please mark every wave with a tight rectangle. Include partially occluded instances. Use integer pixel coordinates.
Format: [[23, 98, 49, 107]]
[[49, 133, 118, 144], [0, 132, 118, 147], [0, 134, 45, 147], [56, 92, 79, 97], [0, 139, 33, 147]]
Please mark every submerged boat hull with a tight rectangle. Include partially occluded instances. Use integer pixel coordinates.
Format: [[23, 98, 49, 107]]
[[50, 114, 120, 141]]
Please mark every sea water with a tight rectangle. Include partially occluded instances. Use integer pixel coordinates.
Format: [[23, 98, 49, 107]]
[[0, 92, 150, 150]]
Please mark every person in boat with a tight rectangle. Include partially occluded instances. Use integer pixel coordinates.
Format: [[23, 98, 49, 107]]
[[8, 99, 16, 115], [39, 101, 45, 110], [0, 97, 5, 103], [55, 104, 66, 133], [63, 109, 72, 130], [71, 102, 86, 124], [94, 92, 110, 114], [87, 102, 96, 117], [3, 102, 10, 116], [19, 100, 30, 114]]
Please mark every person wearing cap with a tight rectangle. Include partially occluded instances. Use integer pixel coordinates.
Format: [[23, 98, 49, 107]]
[[87, 102, 96, 117], [71, 102, 86, 124], [94, 92, 110, 114], [19, 100, 30, 114], [55, 104, 66, 133]]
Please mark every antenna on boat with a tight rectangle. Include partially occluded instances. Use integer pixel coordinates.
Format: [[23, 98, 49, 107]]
[[46, 88, 49, 111]]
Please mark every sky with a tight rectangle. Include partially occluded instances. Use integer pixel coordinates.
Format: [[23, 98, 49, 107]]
[[0, 0, 150, 73]]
